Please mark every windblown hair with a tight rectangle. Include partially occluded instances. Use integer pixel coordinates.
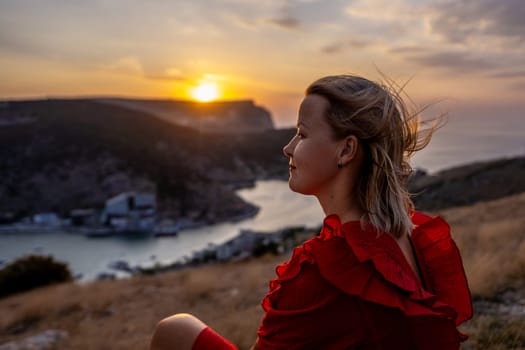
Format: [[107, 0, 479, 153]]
[[306, 74, 437, 238]]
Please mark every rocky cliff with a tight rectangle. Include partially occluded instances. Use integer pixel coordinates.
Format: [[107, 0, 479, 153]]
[[409, 156, 525, 211], [96, 98, 274, 133]]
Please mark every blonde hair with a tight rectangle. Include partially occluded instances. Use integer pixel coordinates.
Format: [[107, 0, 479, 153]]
[[306, 74, 436, 238]]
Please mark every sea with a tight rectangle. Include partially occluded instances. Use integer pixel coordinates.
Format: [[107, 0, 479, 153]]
[[0, 112, 523, 280]]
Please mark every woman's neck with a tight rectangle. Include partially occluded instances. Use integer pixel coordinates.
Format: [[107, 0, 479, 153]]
[[316, 157, 365, 223], [317, 189, 364, 223], [322, 206, 364, 224]]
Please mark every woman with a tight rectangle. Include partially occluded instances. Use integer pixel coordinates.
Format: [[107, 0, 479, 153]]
[[150, 74, 473, 350]]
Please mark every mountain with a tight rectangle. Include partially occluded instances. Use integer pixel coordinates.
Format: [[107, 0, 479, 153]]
[[95, 98, 274, 133], [1, 97, 523, 224], [409, 156, 525, 211], [0, 98, 293, 222]]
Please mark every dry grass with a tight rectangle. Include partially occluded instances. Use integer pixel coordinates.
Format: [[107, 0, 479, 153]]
[[0, 193, 524, 349], [461, 315, 525, 349], [0, 253, 281, 349], [437, 192, 525, 297]]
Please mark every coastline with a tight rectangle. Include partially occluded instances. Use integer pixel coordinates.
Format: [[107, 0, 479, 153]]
[[1, 190, 524, 349], [1, 155, 524, 281], [133, 154, 525, 277]]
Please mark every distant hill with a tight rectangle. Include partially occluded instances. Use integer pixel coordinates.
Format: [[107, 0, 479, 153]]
[[0, 99, 293, 222], [95, 98, 274, 133], [410, 156, 525, 211], [1, 97, 523, 223]]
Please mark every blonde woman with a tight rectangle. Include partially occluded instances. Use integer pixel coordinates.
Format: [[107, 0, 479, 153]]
[[150, 74, 473, 350]]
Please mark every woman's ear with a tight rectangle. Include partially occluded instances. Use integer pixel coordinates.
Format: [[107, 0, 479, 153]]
[[338, 135, 359, 166]]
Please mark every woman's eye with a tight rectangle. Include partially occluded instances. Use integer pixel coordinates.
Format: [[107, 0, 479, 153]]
[[296, 129, 304, 138]]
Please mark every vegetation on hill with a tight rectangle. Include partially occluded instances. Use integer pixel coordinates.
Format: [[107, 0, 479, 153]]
[[0, 255, 72, 298], [0, 99, 293, 222], [410, 156, 525, 210]]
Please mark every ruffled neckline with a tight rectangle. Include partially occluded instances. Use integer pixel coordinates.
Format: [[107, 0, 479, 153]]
[[263, 212, 473, 330], [320, 215, 423, 295]]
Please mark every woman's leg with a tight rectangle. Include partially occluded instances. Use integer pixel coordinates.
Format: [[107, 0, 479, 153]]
[[150, 313, 207, 350]]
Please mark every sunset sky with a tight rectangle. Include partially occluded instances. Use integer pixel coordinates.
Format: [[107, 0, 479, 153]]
[[1, 0, 524, 126]]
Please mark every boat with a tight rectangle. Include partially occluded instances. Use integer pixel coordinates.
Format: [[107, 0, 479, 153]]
[[153, 225, 179, 237]]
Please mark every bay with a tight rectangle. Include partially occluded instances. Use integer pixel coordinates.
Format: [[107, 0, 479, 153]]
[[0, 111, 523, 280], [0, 181, 322, 281]]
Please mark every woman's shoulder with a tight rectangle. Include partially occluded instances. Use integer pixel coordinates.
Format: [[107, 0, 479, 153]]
[[304, 213, 471, 324], [409, 211, 473, 325], [264, 212, 471, 322], [306, 215, 421, 300]]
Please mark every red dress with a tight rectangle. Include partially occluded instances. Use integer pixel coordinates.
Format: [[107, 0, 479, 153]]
[[256, 212, 473, 350]]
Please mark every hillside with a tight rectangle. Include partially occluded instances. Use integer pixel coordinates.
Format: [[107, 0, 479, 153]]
[[1, 97, 524, 226], [97, 98, 274, 133], [0, 99, 293, 222], [410, 156, 525, 210], [0, 193, 524, 349]]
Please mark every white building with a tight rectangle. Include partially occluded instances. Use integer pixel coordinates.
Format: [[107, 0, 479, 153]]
[[32, 212, 60, 226], [100, 192, 156, 232]]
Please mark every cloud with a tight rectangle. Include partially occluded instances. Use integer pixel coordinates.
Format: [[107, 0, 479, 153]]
[[218, 0, 303, 31], [322, 38, 371, 54], [345, 0, 422, 22], [268, 1, 301, 30], [389, 46, 429, 55], [223, 13, 260, 30], [428, 0, 525, 47], [510, 80, 525, 91], [343, 0, 428, 41], [488, 70, 525, 79], [391, 47, 495, 73], [267, 15, 301, 30], [146, 68, 187, 82], [101, 57, 144, 76]]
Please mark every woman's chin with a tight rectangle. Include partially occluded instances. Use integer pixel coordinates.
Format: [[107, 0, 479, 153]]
[[288, 179, 298, 193], [288, 180, 308, 196]]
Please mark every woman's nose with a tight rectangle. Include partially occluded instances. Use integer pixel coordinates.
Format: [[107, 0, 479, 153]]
[[283, 137, 294, 158], [282, 144, 289, 158]]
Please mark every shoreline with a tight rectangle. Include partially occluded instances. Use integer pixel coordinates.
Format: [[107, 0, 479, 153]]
[[1, 191, 524, 349], [1, 155, 524, 281]]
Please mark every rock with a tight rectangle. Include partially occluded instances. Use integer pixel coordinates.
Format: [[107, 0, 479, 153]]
[[409, 156, 525, 210], [474, 286, 525, 318], [0, 330, 68, 350], [96, 272, 116, 281]]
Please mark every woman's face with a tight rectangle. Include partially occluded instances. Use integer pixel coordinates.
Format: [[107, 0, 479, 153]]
[[283, 94, 341, 197]]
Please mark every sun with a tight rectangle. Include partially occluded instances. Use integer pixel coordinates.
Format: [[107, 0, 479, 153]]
[[191, 82, 220, 102]]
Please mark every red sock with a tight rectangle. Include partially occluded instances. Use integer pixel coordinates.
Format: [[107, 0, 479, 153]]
[[192, 327, 238, 350]]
